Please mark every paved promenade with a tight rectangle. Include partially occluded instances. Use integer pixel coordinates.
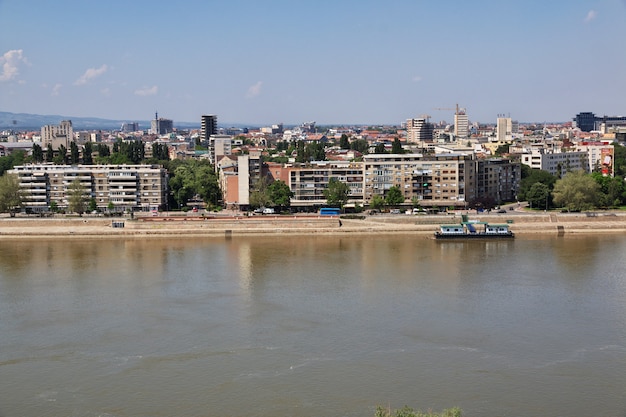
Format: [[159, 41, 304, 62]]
[[1, 211, 626, 239]]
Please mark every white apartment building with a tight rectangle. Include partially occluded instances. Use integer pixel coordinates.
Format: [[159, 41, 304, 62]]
[[495, 117, 512, 142], [454, 111, 469, 139], [9, 164, 168, 212], [574, 142, 614, 176], [520, 149, 588, 177]]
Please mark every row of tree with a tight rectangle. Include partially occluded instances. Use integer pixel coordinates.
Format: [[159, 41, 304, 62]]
[[518, 165, 626, 212], [29, 140, 170, 165]]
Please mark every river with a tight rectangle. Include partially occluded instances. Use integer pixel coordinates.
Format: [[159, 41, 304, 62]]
[[0, 235, 625, 417]]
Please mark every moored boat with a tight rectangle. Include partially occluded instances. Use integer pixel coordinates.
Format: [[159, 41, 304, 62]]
[[434, 215, 514, 239]]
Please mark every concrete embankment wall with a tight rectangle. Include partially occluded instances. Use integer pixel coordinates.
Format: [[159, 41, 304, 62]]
[[0, 215, 341, 238], [1, 212, 626, 238]]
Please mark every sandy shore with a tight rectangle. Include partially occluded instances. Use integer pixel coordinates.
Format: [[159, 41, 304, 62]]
[[1, 211, 626, 239]]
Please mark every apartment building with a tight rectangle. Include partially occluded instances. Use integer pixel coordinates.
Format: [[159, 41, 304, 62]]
[[476, 158, 521, 204], [289, 161, 364, 207], [406, 118, 434, 143], [574, 142, 614, 176], [41, 120, 73, 148], [520, 149, 588, 177], [210, 134, 233, 166], [201, 114, 218, 145], [363, 153, 477, 209], [10, 164, 168, 212]]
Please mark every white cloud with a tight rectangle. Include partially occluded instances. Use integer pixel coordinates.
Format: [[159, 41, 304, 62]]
[[246, 81, 262, 98], [134, 85, 158, 96], [52, 83, 62, 96], [411, 75, 422, 82], [584, 10, 597, 23], [0, 49, 28, 82], [74, 64, 108, 86]]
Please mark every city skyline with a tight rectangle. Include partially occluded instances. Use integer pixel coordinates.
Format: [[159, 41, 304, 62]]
[[1, 0, 625, 126]]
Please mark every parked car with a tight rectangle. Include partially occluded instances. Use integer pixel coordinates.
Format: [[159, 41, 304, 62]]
[[262, 207, 275, 215]]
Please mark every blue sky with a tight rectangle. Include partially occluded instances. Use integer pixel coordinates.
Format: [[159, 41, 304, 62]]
[[1, 0, 625, 126]]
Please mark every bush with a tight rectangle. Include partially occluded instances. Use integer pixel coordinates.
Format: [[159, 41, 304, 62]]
[[340, 214, 365, 220]]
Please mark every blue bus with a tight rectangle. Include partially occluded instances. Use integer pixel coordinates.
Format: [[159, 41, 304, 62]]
[[319, 207, 341, 216]]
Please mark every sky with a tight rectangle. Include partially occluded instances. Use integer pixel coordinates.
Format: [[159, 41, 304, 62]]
[[1, 0, 626, 126]]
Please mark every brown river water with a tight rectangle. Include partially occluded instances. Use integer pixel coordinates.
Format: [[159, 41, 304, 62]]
[[0, 234, 625, 417]]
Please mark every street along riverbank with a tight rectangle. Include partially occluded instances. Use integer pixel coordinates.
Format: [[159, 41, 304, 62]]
[[1, 211, 626, 239]]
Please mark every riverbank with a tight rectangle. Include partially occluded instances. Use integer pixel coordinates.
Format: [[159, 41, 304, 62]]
[[1, 211, 626, 239]]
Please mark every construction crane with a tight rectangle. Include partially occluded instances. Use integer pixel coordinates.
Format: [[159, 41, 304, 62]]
[[433, 104, 463, 115]]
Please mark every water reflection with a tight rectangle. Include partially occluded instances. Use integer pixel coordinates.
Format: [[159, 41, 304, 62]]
[[0, 235, 625, 417]]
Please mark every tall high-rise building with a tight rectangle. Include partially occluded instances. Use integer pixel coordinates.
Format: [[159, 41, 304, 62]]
[[150, 112, 173, 135], [453, 106, 469, 139], [574, 112, 597, 132], [406, 117, 434, 143], [201, 114, 218, 145], [496, 116, 513, 142]]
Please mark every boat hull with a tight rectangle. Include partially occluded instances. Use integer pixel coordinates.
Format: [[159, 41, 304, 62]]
[[434, 232, 514, 240]]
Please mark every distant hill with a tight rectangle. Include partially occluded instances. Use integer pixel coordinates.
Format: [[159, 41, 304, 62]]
[[0, 111, 201, 131]]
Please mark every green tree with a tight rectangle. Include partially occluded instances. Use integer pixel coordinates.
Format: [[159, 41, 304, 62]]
[[32, 143, 44, 163], [83, 141, 93, 165], [339, 134, 350, 150], [67, 178, 88, 214], [195, 164, 221, 208], [46, 143, 54, 162], [70, 141, 80, 164], [385, 185, 404, 206], [151, 142, 170, 161], [591, 171, 626, 208], [268, 180, 293, 211], [295, 140, 306, 163], [374, 143, 386, 154], [391, 137, 404, 154], [552, 170, 601, 212], [323, 177, 350, 208], [54, 144, 67, 165], [526, 182, 550, 210], [88, 197, 97, 212], [370, 194, 385, 211], [306, 142, 326, 161], [518, 168, 556, 201], [350, 138, 369, 154], [0, 150, 26, 176], [612, 142, 626, 178], [494, 144, 510, 156], [249, 176, 272, 209], [96, 143, 110, 157], [49, 200, 59, 213], [169, 164, 196, 209], [0, 173, 24, 217]]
